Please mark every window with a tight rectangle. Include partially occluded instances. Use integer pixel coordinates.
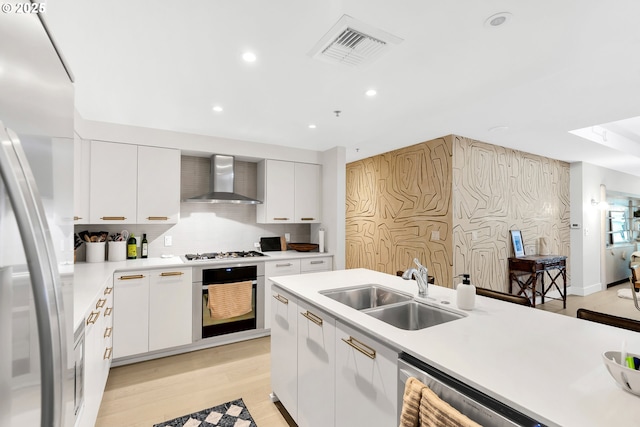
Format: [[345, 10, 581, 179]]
[[607, 209, 630, 245]]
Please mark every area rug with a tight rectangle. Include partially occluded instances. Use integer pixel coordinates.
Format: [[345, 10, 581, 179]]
[[153, 398, 257, 427], [618, 288, 634, 300]]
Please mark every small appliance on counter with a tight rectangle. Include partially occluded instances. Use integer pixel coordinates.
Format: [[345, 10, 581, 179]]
[[260, 236, 287, 252]]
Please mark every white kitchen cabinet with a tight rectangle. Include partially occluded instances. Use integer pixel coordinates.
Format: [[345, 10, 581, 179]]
[[257, 160, 321, 224], [297, 300, 335, 427], [113, 270, 149, 358], [300, 256, 332, 273], [89, 140, 138, 224], [264, 260, 301, 330], [73, 135, 90, 224], [79, 278, 113, 427], [148, 267, 192, 351], [137, 146, 180, 224], [294, 162, 321, 223], [257, 160, 295, 223], [334, 320, 398, 427], [89, 141, 180, 224], [113, 267, 192, 359], [271, 286, 298, 421]]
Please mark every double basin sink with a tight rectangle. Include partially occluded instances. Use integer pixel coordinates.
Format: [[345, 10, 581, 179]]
[[320, 284, 464, 330]]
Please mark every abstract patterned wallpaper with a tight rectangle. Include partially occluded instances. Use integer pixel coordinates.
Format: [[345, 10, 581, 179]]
[[346, 135, 570, 291], [346, 137, 454, 288]]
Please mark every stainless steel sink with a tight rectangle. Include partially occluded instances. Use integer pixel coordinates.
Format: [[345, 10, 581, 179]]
[[364, 301, 464, 330], [320, 284, 412, 310]]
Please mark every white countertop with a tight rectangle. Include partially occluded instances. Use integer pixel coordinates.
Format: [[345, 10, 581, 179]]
[[72, 251, 332, 330], [269, 268, 640, 427]]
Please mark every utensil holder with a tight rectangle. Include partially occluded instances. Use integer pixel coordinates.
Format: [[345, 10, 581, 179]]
[[86, 242, 106, 263], [108, 241, 126, 262]]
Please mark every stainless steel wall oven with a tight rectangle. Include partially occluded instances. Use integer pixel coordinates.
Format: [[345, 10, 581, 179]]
[[192, 262, 265, 341]]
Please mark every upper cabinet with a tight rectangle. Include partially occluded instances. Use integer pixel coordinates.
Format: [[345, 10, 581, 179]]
[[89, 141, 138, 224], [257, 159, 321, 224], [73, 135, 90, 224], [137, 145, 180, 224], [87, 141, 180, 224]]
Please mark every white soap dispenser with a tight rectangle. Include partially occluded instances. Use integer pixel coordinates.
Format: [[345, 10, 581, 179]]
[[456, 274, 476, 310]]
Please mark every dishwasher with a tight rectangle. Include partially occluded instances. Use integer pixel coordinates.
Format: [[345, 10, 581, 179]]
[[398, 353, 546, 427]]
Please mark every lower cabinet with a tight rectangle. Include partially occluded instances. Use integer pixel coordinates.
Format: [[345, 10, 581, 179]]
[[270, 287, 298, 420], [113, 267, 192, 359], [265, 256, 332, 329], [271, 285, 396, 427], [334, 320, 398, 427], [297, 299, 335, 427], [79, 278, 113, 427]]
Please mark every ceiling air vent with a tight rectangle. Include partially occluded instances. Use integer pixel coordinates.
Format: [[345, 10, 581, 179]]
[[309, 15, 403, 67]]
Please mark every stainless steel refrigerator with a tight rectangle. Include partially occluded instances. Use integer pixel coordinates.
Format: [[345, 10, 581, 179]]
[[0, 11, 75, 427]]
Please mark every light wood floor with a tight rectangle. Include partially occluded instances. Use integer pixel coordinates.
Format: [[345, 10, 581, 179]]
[[95, 337, 290, 427], [96, 282, 639, 427]]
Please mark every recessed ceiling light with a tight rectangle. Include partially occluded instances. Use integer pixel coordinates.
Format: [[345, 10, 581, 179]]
[[488, 125, 509, 133], [242, 52, 257, 63], [212, 106, 223, 113], [308, 124, 317, 129], [484, 12, 512, 28], [365, 89, 377, 97]]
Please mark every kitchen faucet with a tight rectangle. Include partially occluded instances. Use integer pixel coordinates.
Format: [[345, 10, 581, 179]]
[[402, 258, 429, 297]]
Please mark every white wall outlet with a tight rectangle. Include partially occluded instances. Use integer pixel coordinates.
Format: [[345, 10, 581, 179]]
[[285, 233, 291, 242], [254, 242, 261, 248], [431, 230, 440, 241], [164, 235, 172, 246], [584, 227, 589, 236]]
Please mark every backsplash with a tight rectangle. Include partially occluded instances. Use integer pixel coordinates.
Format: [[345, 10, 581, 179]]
[[74, 156, 310, 261]]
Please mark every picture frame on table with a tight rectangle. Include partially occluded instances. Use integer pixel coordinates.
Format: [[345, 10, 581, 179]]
[[510, 230, 525, 257]]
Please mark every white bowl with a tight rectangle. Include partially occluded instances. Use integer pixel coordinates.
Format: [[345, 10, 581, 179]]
[[602, 351, 640, 396]]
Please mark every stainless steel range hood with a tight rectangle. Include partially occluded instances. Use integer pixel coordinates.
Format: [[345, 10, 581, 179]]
[[184, 155, 262, 204]]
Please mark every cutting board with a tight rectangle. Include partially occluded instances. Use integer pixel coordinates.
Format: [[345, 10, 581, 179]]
[[260, 236, 287, 252]]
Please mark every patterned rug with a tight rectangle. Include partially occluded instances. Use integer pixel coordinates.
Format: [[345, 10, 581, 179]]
[[153, 398, 257, 427]]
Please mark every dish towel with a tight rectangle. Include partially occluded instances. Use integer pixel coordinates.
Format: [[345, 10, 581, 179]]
[[399, 377, 423, 427], [207, 281, 252, 319], [399, 376, 482, 427]]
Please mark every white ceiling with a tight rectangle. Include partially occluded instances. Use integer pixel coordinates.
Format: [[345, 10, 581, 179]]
[[44, 0, 640, 174]]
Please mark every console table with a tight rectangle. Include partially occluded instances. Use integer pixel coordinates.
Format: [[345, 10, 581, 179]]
[[508, 255, 567, 308]]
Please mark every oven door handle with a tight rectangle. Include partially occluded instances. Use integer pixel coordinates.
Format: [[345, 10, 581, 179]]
[[201, 280, 258, 291]]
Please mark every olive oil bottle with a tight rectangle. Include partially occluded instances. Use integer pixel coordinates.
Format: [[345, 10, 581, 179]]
[[127, 233, 137, 259]]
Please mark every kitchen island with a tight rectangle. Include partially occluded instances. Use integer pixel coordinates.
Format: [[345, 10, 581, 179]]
[[270, 268, 640, 427]]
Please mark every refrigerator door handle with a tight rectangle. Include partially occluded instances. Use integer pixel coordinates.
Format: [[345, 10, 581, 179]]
[[0, 124, 67, 427]]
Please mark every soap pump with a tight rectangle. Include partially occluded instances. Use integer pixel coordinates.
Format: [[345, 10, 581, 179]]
[[456, 274, 476, 310]]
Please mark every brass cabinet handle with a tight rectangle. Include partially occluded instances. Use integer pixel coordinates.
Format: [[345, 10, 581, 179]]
[[104, 327, 112, 338], [104, 286, 113, 295], [273, 217, 289, 220], [103, 347, 112, 360], [96, 298, 106, 309], [273, 294, 288, 305], [117, 274, 145, 280], [300, 310, 323, 326], [342, 336, 376, 360], [104, 307, 113, 317], [86, 311, 100, 325], [74, 216, 82, 221], [100, 216, 126, 221], [300, 217, 315, 221], [160, 271, 184, 277], [310, 260, 324, 265], [147, 216, 169, 221], [276, 263, 293, 268]]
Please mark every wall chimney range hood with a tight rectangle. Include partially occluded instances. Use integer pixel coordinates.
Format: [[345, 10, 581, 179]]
[[184, 155, 262, 204]]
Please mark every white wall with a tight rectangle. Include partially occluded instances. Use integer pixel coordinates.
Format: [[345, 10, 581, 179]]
[[311, 146, 346, 269], [570, 161, 640, 296]]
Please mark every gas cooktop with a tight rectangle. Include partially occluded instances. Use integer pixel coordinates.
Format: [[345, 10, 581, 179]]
[[184, 251, 267, 261]]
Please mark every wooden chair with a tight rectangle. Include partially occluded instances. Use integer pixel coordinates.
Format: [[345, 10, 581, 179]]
[[475, 287, 532, 307], [576, 308, 640, 333]]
